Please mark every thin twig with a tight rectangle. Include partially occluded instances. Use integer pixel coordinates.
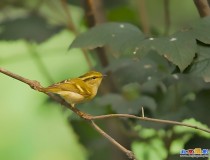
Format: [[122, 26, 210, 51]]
[[141, 107, 144, 118], [90, 120, 136, 160], [90, 114, 210, 134], [0, 67, 42, 91]]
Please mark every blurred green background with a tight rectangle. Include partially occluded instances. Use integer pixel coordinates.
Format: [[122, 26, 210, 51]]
[[0, 0, 210, 160]]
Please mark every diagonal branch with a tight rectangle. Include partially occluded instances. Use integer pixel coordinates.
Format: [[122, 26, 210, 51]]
[[0, 67, 90, 119], [90, 120, 136, 160], [0, 67, 135, 159], [1, 67, 210, 160]]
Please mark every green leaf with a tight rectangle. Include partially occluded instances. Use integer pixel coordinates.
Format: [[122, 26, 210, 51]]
[[192, 17, 210, 44], [96, 93, 156, 114], [162, 31, 196, 72], [105, 52, 173, 87], [0, 14, 61, 43], [189, 45, 210, 82], [138, 31, 196, 72], [173, 118, 210, 138], [186, 90, 210, 127], [163, 74, 208, 92], [132, 139, 167, 160], [70, 22, 145, 54], [70, 22, 197, 71]]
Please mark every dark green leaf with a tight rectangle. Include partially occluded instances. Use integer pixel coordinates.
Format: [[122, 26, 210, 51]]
[[189, 45, 210, 82], [105, 51, 173, 87], [96, 93, 156, 114], [70, 22, 145, 54], [192, 17, 210, 44], [0, 14, 61, 43], [186, 90, 210, 126], [136, 31, 197, 71]]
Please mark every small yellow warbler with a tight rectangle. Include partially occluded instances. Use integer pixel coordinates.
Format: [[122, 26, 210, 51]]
[[42, 71, 104, 107]]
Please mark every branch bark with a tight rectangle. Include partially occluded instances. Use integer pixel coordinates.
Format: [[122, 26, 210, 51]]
[[0, 67, 135, 159], [137, 0, 150, 35], [90, 113, 210, 134], [83, 0, 118, 93], [194, 0, 210, 17], [1, 67, 210, 160]]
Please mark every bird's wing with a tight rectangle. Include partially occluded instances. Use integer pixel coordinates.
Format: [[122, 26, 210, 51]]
[[45, 78, 92, 97]]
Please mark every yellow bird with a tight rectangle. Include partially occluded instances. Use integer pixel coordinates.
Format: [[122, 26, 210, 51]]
[[42, 71, 105, 107]]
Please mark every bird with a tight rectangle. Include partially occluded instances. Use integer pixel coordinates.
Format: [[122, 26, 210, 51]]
[[41, 71, 105, 107]]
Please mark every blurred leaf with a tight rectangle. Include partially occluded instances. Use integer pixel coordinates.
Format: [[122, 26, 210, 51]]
[[170, 134, 192, 155], [0, 14, 61, 43], [189, 45, 210, 82], [132, 139, 167, 160], [186, 90, 210, 126], [160, 31, 196, 71], [136, 30, 196, 71], [122, 82, 141, 99], [185, 135, 210, 149], [174, 118, 210, 138], [105, 51, 173, 88], [96, 93, 156, 114], [163, 74, 209, 92], [70, 18, 210, 72], [134, 126, 157, 139], [70, 22, 145, 55], [192, 17, 210, 44]]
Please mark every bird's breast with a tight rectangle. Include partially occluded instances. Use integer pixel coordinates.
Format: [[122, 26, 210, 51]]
[[57, 91, 86, 105]]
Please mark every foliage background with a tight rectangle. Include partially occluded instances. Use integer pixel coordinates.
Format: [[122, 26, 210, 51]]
[[0, 0, 210, 160]]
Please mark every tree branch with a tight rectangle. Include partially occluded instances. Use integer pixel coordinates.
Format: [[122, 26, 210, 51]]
[[137, 0, 150, 35], [90, 113, 210, 134], [194, 0, 210, 17], [83, 0, 119, 93], [0, 67, 90, 119], [0, 67, 134, 159], [90, 120, 136, 160], [1, 67, 210, 160]]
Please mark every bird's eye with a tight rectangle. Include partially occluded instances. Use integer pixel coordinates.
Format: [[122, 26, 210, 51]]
[[92, 77, 96, 80]]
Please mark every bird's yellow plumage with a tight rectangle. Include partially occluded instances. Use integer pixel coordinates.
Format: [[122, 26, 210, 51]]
[[42, 71, 104, 107]]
